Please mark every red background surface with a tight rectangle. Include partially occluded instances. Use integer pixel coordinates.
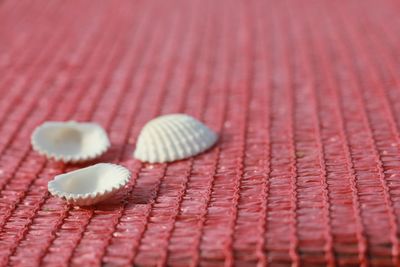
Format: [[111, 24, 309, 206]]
[[1, 0, 400, 266]]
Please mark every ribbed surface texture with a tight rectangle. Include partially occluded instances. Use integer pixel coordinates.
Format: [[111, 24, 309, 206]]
[[1, 0, 400, 266]]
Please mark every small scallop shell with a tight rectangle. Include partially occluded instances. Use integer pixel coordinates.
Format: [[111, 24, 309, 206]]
[[31, 121, 110, 163], [48, 163, 131, 206], [134, 114, 218, 163]]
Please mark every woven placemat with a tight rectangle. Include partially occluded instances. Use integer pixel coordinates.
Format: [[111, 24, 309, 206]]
[[1, 0, 400, 266]]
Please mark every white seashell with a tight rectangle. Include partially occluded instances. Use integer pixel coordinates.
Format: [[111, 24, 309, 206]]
[[48, 163, 131, 206], [31, 121, 110, 163], [134, 114, 218, 163]]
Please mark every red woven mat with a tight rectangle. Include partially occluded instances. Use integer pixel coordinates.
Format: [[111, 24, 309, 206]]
[[1, 0, 400, 266]]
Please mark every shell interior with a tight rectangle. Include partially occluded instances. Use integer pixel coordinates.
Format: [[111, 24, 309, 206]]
[[48, 163, 131, 205], [32, 121, 110, 162], [134, 114, 218, 163]]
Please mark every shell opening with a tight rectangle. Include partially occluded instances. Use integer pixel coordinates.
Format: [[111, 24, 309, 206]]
[[39, 127, 83, 156], [52, 165, 121, 195], [35, 124, 107, 158]]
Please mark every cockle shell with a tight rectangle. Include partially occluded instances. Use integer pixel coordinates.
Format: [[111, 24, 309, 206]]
[[31, 121, 110, 163], [134, 114, 218, 163], [48, 163, 131, 205]]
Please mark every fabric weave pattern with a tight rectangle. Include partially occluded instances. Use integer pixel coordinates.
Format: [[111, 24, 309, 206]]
[[0, 0, 399, 266]]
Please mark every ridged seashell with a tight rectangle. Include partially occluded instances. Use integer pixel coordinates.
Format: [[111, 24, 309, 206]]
[[31, 121, 110, 163], [48, 163, 131, 206], [134, 114, 218, 163]]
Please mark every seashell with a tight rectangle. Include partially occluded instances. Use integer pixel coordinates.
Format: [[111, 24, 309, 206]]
[[31, 121, 110, 163], [48, 163, 131, 206], [134, 114, 218, 163]]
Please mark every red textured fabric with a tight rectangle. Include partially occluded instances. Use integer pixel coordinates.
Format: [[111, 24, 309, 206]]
[[1, 0, 400, 266]]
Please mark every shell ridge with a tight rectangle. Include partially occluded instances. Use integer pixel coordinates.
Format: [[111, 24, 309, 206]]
[[152, 121, 173, 162], [167, 119, 196, 158], [159, 119, 186, 161], [133, 114, 218, 163]]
